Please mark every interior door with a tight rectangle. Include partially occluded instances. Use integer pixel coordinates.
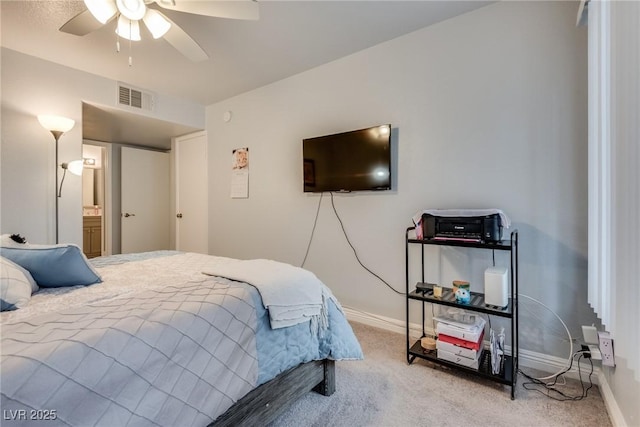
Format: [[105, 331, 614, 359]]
[[121, 147, 170, 253], [175, 131, 208, 253]]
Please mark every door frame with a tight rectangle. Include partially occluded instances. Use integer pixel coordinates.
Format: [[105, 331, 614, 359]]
[[82, 141, 112, 256]]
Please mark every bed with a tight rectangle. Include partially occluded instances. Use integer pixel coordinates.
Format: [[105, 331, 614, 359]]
[[0, 249, 363, 426]]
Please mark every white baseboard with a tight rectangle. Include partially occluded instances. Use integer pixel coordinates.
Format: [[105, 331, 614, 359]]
[[596, 370, 627, 427], [344, 306, 414, 335], [343, 306, 624, 426], [344, 306, 597, 380]]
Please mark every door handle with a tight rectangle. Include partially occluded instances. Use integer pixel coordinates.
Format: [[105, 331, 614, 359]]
[[123, 213, 136, 218], [177, 213, 183, 218]]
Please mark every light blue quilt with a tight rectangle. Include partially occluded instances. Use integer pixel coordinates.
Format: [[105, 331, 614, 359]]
[[0, 251, 362, 426]]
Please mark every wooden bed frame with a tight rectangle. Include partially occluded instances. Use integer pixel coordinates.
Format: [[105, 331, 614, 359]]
[[211, 359, 335, 426]]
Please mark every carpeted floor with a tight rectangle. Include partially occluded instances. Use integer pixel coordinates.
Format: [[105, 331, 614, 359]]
[[269, 321, 612, 427]]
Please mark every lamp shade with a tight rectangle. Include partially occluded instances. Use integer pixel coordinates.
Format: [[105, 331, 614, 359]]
[[66, 160, 85, 176], [116, 15, 141, 41], [143, 9, 171, 39], [84, 0, 117, 24], [37, 115, 75, 133]]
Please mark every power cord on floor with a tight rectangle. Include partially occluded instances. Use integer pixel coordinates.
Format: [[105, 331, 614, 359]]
[[514, 293, 595, 401], [519, 350, 594, 401], [329, 192, 405, 295]]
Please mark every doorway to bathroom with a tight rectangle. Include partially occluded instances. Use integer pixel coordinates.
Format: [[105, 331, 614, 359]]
[[82, 143, 109, 257]]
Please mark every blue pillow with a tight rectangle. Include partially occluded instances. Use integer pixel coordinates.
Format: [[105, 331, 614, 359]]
[[1, 256, 38, 311], [0, 238, 101, 288]]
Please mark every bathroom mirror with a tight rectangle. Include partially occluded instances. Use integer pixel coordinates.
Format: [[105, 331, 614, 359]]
[[82, 168, 104, 210]]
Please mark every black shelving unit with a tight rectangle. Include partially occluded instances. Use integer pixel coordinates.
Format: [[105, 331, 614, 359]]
[[405, 227, 519, 399]]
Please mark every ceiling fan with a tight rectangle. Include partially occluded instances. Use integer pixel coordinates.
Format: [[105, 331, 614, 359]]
[[59, 0, 259, 62]]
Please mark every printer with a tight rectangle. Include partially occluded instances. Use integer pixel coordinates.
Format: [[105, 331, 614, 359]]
[[417, 210, 506, 243]]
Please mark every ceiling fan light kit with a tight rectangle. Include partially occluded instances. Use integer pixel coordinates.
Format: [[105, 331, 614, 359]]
[[84, 0, 117, 24], [142, 9, 171, 39], [62, 0, 260, 62], [116, 15, 141, 41], [115, 0, 146, 21]]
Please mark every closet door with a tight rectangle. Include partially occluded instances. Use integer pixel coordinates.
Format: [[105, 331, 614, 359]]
[[121, 147, 170, 254], [174, 131, 208, 254]]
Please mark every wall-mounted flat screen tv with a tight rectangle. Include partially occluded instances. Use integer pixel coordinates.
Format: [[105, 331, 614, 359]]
[[303, 124, 392, 193]]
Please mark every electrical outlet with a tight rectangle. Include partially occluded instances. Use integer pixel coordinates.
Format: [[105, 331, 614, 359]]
[[598, 331, 615, 367]]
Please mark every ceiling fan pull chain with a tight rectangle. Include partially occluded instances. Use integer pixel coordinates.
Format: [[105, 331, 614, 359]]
[[128, 20, 133, 67], [116, 17, 121, 53]]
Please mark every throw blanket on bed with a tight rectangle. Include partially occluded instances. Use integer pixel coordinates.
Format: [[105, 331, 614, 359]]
[[202, 259, 334, 333]]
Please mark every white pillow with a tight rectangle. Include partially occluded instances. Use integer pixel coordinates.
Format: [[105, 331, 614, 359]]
[[1, 256, 38, 311]]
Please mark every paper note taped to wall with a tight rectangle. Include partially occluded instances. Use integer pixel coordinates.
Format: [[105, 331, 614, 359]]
[[231, 147, 249, 198]]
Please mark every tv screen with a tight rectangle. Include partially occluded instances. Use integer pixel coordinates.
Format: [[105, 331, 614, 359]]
[[303, 124, 392, 193]]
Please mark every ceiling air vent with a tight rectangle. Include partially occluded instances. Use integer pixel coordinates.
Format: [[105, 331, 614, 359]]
[[117, 83, 155, 111]]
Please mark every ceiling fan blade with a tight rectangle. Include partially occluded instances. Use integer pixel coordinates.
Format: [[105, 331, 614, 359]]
[[161, 15, 209, 62], [59, 9, 109, 36], [154, 0, 259, 21]]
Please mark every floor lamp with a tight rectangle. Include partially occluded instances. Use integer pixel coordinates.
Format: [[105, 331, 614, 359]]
[[38, 115, 76, 244]]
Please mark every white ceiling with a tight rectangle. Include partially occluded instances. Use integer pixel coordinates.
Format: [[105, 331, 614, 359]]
[[1, 1, 492, 147]]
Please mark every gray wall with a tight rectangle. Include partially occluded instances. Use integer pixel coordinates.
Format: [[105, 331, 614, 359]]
[[1, 2, 636, 424], [206, 1, 600, 357]]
